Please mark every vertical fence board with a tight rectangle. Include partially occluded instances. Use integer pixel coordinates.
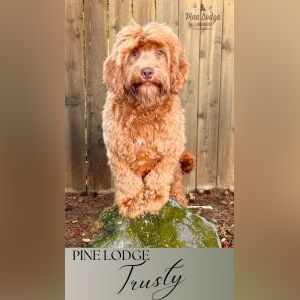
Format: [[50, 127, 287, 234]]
[[217, 0, 234, 190], [85, 0, 112, 193], [65, 0, 86, 192], [132, 0, 155, 25], [179, 0, 201, 192], [155, 0, 179, 34], [109, 0, 132, 52], [196, 0, 223, 191]]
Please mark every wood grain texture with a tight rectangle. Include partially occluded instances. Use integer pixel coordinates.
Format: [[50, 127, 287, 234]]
[[155, 0, 179, 35], [109, 0, 132, 52], [217, 0, 234, 189], [196, 0, 224, 191], [85, 0, 112, 193], [132, 0, 155, 25], [65, 0, 86, 192], [179, 0, 201, 192]]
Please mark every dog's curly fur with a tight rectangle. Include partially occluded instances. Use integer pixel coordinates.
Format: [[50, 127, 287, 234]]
[[102, 23, 195, 218]]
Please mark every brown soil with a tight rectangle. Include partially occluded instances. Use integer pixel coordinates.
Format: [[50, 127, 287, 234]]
[[65, 189, 234, 248], [188, 189, 234, 248], [65, 192, 114, 248]]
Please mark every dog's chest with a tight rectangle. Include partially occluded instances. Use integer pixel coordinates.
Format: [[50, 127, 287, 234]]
[[130, 117, 162, 154], [126, 116, 166, 176]]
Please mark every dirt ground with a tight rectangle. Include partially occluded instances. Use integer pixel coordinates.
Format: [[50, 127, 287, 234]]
[[65, 189, 234, 248]]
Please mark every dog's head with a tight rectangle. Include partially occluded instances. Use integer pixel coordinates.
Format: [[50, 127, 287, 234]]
[[103, 23, 189, 106]]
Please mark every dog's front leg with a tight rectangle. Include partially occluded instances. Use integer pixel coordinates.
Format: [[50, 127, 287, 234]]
[[109, 155, 145, 219], [143, 156, 178, 214]]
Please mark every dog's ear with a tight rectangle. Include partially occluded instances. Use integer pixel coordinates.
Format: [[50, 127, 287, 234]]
[[170, 46, 189, 94], [103, 54, 123, 97], [103, 25, 140, 97]]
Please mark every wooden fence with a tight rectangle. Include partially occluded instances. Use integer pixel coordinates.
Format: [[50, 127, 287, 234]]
[[65, 0, 234, 193]]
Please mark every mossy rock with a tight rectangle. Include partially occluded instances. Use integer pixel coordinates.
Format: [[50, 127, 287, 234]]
[[89, 199, 221, 248]]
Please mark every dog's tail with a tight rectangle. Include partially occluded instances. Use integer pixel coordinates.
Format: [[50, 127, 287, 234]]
[[179, 152, 195, 174]]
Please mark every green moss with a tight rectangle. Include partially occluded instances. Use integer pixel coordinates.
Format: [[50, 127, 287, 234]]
[[188, 214, 220, 248], [88, 199, 220, 248]]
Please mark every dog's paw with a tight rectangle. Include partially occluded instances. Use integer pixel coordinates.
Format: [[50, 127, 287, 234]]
[[118, 201, 142, 219], [116, 192, 145, 219], [143, 187, 168, 215]]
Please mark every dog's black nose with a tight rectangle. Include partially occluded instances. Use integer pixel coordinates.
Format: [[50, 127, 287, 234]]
[[141, 67, 154, 79]]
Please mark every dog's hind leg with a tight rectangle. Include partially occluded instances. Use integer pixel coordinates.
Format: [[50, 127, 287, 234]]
[[170, 163, 188, 207]]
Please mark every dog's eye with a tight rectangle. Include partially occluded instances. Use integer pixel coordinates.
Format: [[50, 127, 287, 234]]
[[131, 49, 139, 57], [157, 49, 164, 56]]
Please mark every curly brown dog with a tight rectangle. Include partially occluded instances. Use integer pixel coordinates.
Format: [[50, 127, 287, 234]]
[[102, 23, 195, 219]]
